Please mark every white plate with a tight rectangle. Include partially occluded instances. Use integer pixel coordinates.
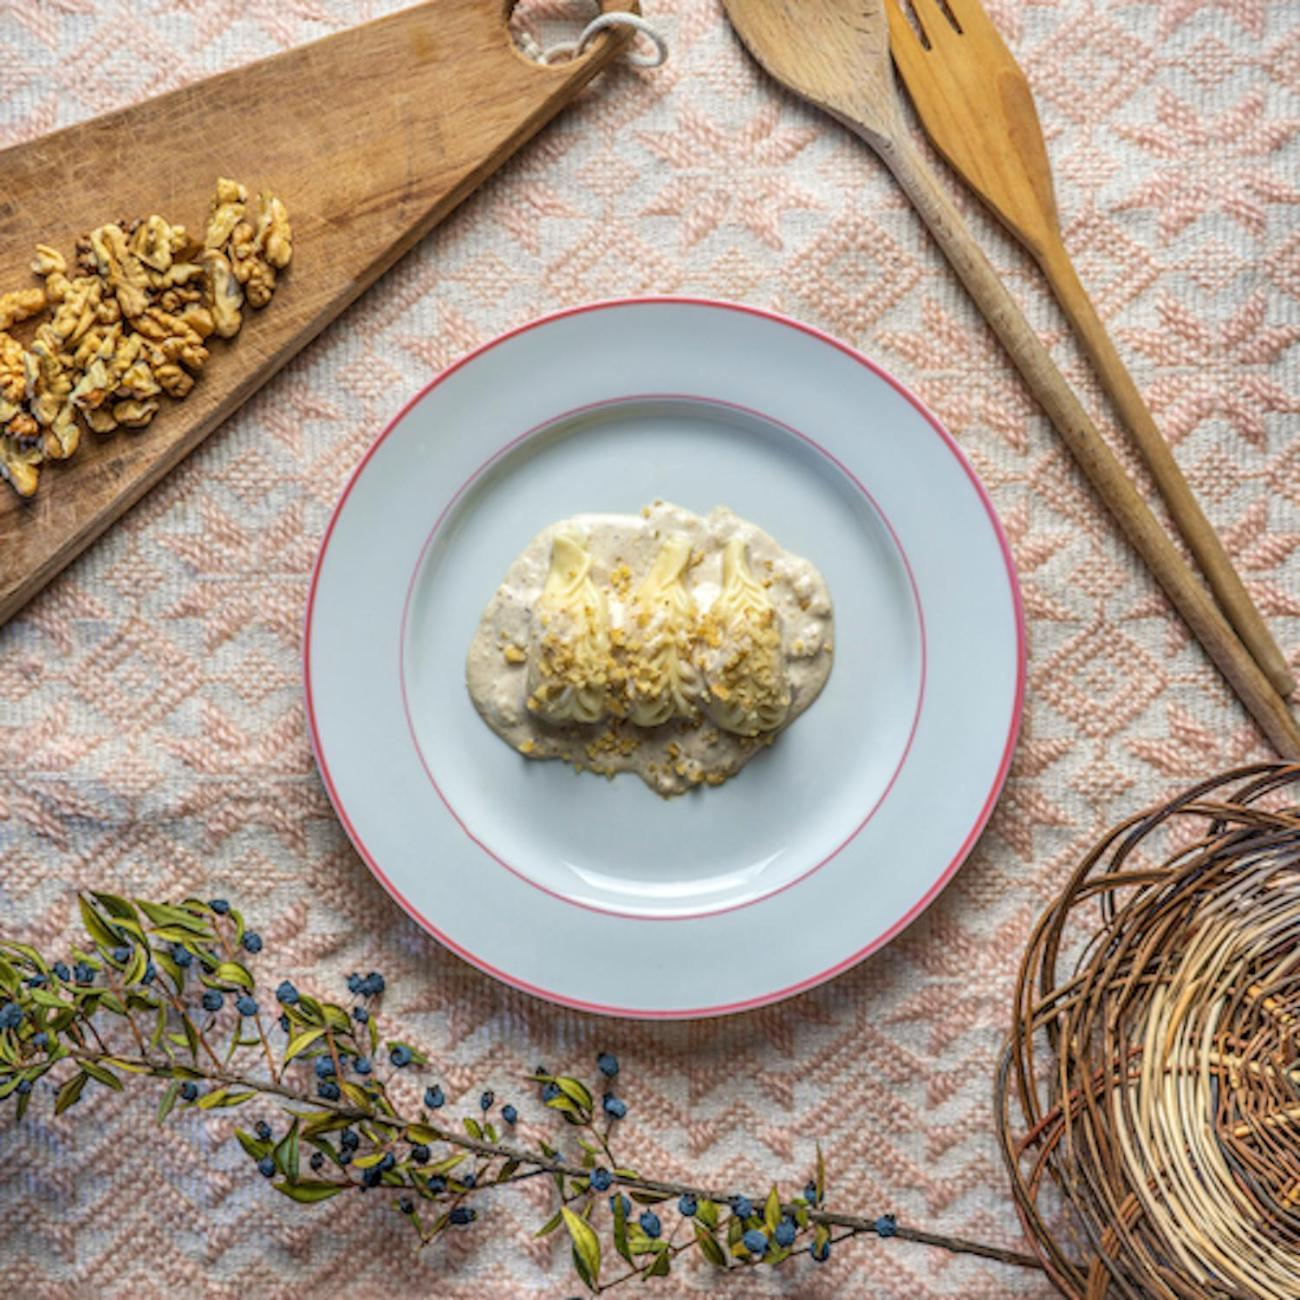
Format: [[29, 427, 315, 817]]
[[305, 299, 1023, 1018]]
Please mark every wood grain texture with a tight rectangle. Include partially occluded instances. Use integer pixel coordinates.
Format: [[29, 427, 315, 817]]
[[885, 0, 1296, 700], [721, 0, 1300, 759], [0, 0, 636, 626]]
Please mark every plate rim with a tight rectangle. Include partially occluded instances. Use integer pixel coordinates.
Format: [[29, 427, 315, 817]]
[[303, 296, 1026, 1018]]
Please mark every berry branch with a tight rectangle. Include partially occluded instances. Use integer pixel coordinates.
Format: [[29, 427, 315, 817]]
[[0, 892, 1042, 1288]]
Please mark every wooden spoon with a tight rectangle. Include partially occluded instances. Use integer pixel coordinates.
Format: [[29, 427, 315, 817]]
[[720, 0, 1300, 759], [884, 0, 1295, 700]]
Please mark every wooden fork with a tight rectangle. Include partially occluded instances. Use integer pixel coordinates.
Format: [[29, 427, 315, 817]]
[[885, 0, 1296, 699], [720, 0, 1300, 757]]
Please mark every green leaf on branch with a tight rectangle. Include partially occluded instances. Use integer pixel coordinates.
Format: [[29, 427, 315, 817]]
[[534, 1210, 563, 1239], [612, 1193, 632, 1264], [156, 1080, 181, 1124], [275, 1119, 300, 1183], [765, 1184, 781, 1233], [236, 1129, 272, 1161], [554, 1076, 593, 1113], [81, 1060, 122, 1090], [561, 1207, 601, 1291], [816, 1143, 825, 1205], [78, 898, 120, 951], [55, 1072, 88, 1114], [462, 1117, 482, 1139], [696, 1226, 726, 1267], [284, 1027, 326, 1064], [213, 962, 253, 991], [273, 1180, 347, 1203], [696, 1198, 719, 1229], [646, 1250, 671, 1278], [138, 901, 211, 934]]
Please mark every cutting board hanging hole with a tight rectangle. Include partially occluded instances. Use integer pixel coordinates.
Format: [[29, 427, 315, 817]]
[[510, 2, 668, 68]]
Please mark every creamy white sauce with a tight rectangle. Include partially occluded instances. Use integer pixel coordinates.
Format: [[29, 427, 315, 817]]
[[465, 503, 834, 798]]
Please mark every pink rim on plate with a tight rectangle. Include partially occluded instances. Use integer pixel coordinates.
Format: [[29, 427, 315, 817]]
[[304, 297, 1026, 1018]]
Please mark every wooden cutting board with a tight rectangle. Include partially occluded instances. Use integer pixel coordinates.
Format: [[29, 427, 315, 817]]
[[0, 0, 638, 625]]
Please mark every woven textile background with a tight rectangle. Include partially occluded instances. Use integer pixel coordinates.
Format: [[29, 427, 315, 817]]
[[2, 0, 1297, 1295]]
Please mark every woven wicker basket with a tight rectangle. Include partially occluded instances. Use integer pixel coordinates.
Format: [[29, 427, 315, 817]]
[[997, 764, 1300, 1299]]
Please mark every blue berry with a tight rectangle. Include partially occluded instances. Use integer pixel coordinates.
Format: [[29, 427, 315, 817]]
[[257, 1157, 275, 1178], [389, 1045, 412, 1068], [596, 1051, 619, 1078], [449, 1207, 475, 1226], [314, 1057, 336, 1079], [25, 974, 47, 988], [180, 1082, 198, 1101], [811, 1237, 831, 1263], [0, 1002, 23, 1029], [354, 1056, 373, 1075], [427, 1176, 447, 1194], [235, 994, 258, 1017], [254, 1121, 272, 1141], [16, 1079, 32, 1095], [732, 1196, 754, 1221], [678, 1194, 697, 1218], [609, 1194, 631, 1217], [201, 990, 223, 1012], [142, 962, 156, 985], [278, 1013, 290, 1033], [340, 1128, 359, 1150], [171, 946, 192, 969], [639, 1211, 661, 1239], [274, 980, 298, 1005], [410, 1144, 430, 1164], [111, 945, 132, 963], [804, 1181, 819, 1206], [347, 973, 364, 995], [352, 1006, 368, 1023], [461, 1172, 477, 1189], [875, 1214, 897, 1238], [424, 1085, 445, 1109], [501, 1104, 518, 1125], [317, 1081, 340, 1101], [241, 932, 262, 954], [310, 1151, 325, 1172], [589, 1167, 612, 1192], [74, 962, 94, 984], [362, 971, 385, 996], [52, 963, 70, 981], [362, 1166, 382, 1188], [601, 1093, 627, 1120], [775, 1218, 797, 1247], [32, 1032, 48, 1050], [399, 1197, 414, 1215], [743, 1229, 769, 1257], [541, 1082, 560, 1102], [379, 1152, 396, 1172], [338, 1149, 352, 1166], [209, 899, 230, 915], [479, 1090, 493, 1111]]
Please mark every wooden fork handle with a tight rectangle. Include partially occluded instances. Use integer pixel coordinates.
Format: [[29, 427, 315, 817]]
[[877, 135, 1300, 759], [1037, 235, 1295, 699]]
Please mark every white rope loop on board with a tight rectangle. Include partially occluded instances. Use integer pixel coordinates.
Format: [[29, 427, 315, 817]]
[[541, 12, 669, 68]]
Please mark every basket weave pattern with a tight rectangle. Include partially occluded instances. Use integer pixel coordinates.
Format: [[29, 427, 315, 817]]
[[999, 764, 1300, 1299]]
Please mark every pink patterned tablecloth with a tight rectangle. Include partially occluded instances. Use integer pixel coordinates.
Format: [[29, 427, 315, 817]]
[[2, 1, 1297, 1295]]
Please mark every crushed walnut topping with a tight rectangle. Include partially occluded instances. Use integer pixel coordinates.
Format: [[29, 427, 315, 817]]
[[0, 178, 291, 498]]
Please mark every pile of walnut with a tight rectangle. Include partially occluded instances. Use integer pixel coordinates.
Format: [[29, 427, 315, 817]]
[[0, 177, 291, 498]]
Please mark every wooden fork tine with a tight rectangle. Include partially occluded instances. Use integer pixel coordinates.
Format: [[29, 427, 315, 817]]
[[884, 0, 931, 71], [940, 0, 1012, 49]]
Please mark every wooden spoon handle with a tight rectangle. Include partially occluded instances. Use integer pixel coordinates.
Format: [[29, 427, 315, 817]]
[[1036, 236, 1295, 699], [878, 136, 1300, 759]]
